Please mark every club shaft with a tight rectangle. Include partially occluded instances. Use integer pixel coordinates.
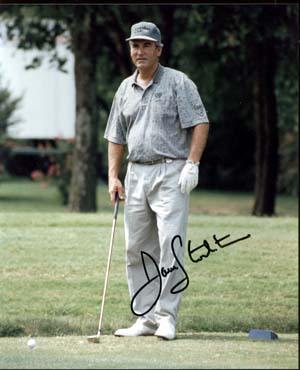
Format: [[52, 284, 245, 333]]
[[97, 200, 119, 335]]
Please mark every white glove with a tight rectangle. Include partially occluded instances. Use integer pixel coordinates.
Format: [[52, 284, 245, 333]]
[[178, 161, 199, 194]]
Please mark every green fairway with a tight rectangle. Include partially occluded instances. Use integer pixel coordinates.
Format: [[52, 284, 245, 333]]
[[0, 176, 298, 217], [0, 333, 298, 369], [0, 178, 298, 368], [0, 211, 298, 335]]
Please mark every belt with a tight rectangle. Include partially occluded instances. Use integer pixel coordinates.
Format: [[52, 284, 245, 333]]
[[130, 158, 175, 165]]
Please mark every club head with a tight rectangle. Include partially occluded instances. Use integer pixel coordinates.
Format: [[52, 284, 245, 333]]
[[87, 335, 100, 343]]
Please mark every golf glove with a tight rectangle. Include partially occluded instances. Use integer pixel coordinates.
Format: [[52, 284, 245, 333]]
[[178, 161, 199, 194]]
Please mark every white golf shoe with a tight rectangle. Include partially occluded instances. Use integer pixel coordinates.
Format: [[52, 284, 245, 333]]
[[154, 320, 176, 340], [114, 320, 156, 337]]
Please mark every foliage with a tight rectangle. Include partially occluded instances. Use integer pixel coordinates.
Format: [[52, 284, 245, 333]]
[[0, 75, 22, 145], [30, 139, 74, 205], [0, 4, 298, 196], [276, 45, 299, 196], [0, 5, 70, 72], [94, 4, 298, 194], [171, 5, 298, 195], [0, 74, 22, 177]]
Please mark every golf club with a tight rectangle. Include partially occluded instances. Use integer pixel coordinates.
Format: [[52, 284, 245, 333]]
[[87, 192, 120, 343]]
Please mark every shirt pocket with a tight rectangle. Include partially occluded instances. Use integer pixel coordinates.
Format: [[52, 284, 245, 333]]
[[151, 90, 177, 119]]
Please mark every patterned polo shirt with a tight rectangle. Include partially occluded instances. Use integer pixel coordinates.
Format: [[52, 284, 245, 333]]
[[104, 64, 209, 162]]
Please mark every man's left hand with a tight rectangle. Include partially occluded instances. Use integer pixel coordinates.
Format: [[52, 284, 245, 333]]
[[178, 162, 199, 194]]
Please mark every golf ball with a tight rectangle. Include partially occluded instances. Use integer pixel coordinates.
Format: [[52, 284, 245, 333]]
[[27, 338, 36, 349]]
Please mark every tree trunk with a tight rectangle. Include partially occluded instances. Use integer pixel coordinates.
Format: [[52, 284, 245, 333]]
[[252, 39, 279, 216], [159, 5, 176, 66], [68, 12, 98, 212]]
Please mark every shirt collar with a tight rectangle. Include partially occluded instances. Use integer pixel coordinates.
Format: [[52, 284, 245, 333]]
[[153, 63, 164, 84], [131, 63, 164, 87]]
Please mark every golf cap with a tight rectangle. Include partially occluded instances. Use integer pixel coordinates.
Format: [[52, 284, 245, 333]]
[[126, 21, 163, 47]]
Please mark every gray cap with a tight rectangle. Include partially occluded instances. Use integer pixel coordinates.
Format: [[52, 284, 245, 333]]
[[126, 21, 163, 47]]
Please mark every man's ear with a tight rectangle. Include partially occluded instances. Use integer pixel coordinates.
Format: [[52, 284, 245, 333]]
[[157, 46, 163, 57]]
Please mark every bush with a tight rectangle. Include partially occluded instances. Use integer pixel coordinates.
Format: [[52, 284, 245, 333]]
[[0, 74, 22, 178], [30, 139, 74, 205]]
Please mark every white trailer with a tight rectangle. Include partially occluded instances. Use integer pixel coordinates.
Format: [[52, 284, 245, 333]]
[[0, 33, 75, 140]]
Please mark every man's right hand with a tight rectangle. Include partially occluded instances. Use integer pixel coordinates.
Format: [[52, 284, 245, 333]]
[[109, 177, 125, 203]]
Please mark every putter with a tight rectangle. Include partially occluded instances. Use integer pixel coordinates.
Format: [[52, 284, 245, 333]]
[[87, 193, 120, 343]]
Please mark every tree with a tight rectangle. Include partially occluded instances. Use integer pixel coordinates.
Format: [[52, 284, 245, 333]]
[[67, 8, 100, 211], [174, 4, 298, 215], [250, 34, 278, 216], [0, 77, 21, 142], [0, 4, 178, 211], [0, 74, 22, 173], [1, 5, 109, 211], [1, 5, 297, 214]]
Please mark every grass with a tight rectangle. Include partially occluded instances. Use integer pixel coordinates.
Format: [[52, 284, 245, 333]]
[[0, 333, 298, 369], [0, 177, 298, 368], [0, 176, 298, 217], [0, 212, 297, 336], [0, 177, 298, 335]]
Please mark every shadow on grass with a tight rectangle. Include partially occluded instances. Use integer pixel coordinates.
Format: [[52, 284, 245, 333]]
[[0, 196, 55, 204], [0, 320, 85, 337], [177, 333, 298, 343], [0, 320, 298, 344], [0, 322, 25, 337]]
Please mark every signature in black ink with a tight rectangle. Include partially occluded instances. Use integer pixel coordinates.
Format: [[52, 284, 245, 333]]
[[130, 235, 189, 316], [161, 265, 178, 277], [188, 233, 251, 262], [130, 250, 162, 317], [130, 233, 251, 316]]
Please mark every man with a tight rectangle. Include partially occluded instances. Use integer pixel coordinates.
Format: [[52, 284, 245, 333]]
[[104, 21, 209, 340]]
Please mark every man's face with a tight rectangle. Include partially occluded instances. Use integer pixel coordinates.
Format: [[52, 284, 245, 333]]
[[129, 40, 162, 70]]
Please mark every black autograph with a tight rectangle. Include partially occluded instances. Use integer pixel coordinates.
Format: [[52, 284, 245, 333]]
[[130, 233, 251, 316]]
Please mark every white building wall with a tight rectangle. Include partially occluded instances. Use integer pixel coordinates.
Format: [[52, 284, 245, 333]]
[[0, 34, 75, 139]]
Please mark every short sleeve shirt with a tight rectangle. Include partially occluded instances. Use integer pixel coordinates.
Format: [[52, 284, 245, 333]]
[[104, 64, 209, 162]]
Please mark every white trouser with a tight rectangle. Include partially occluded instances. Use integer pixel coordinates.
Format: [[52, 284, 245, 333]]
[[124, 159, 189, 329]]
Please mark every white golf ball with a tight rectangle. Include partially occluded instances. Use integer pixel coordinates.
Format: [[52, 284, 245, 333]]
[[27, 338, 36, 349]]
